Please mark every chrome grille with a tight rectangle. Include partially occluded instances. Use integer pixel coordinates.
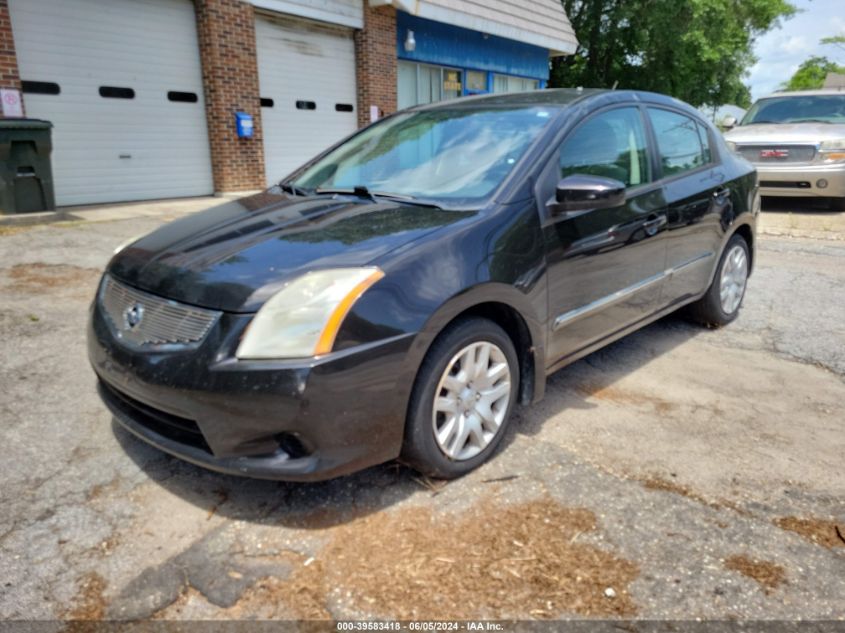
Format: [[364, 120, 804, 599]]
[[99, 275, 220, 349], [736, 144, 816, 164]]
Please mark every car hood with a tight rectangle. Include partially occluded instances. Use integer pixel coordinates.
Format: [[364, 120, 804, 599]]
[[724, 122, 845, 144], [108, 189, 469, 312]]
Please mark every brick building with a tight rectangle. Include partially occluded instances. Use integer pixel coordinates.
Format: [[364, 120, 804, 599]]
[[0, 0, 576, 207]]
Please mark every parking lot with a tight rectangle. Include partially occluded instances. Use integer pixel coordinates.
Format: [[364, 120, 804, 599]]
[[0, 199, 843, 620]]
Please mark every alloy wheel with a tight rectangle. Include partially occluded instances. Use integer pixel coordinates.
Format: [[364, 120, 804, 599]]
[[431, 341, 512, 461], [719, 244, 748, 315]]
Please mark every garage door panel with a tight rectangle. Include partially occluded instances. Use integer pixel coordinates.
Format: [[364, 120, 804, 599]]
[[10, 0, 213, 206], [256, 15, 358, 184]]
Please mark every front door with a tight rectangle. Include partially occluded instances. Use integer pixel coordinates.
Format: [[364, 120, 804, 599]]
[[542, 106, 669, 365]]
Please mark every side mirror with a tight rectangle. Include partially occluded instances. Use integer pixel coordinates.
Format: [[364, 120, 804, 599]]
[[721, 115, 738, 130], [548, 175, 626, 218]]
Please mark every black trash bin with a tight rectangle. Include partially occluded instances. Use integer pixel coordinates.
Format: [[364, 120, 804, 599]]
[[0, 119, 56, 214]]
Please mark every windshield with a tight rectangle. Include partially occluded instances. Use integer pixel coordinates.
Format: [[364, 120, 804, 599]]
[[292, 106, 556, 202], [741, 94, 845, 125]]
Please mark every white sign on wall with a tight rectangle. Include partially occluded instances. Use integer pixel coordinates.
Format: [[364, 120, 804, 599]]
[[1, 88, 23, 117]]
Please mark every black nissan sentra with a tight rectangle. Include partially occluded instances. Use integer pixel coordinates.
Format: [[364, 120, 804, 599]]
[[89, 89, 758, 481]]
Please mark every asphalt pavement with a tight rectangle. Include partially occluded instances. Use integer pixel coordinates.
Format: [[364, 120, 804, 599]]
[[0, 197, 843, 621]]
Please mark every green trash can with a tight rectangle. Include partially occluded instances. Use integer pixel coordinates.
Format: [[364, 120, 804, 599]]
[[0, 119, 56, 214]]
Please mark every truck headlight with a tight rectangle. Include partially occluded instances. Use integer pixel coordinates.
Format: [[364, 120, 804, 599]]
[[820, 139, 845, 163], [236, 268, 385, 359], [725, 141, 738, 152]]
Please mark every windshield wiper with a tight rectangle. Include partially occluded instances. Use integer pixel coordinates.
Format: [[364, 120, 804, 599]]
[[744, 120, 780, 125], [371, 191, 443, 209], [315, 186, 443, 209], [315, 185, 377, 202], [279, 182, 309, 196], [790, 118, 833, 124]]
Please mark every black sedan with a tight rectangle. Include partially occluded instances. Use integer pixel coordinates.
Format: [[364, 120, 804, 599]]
[[89, 89, 758, 481]]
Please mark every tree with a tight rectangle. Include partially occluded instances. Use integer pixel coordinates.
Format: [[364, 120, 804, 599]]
[[550, 0, 796, 108], [781, 56, 845, 91], [821, 34, 845, 54]]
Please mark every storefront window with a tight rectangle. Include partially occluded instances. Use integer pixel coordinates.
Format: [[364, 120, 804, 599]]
[[398, 61, 418, 110], [399, 63, 542, 109], [398, 61, 463, 109], [493, 74, 540, 93], [466, 70, 487, 93]]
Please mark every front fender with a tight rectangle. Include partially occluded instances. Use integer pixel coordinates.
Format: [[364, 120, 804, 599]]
[[409, 282, 547, 403]]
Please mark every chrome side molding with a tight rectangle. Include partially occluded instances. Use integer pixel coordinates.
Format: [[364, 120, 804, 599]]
[[553, 251, 714, 331]]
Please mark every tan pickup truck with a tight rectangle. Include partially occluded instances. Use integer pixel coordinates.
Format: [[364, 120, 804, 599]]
[[724, 89, 845, 211]]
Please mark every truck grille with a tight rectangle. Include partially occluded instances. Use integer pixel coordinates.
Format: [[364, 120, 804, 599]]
[[99, 275, 220, 349], [736, 144, 816, 164]]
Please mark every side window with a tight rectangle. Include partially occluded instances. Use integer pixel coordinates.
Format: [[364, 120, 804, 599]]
[[559, 107, 650, 188], [648, 108, 710, 177]]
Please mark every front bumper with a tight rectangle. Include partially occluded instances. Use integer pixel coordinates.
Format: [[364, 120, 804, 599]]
[[88, 293, 416, 481], [755, 163, 845, 198]]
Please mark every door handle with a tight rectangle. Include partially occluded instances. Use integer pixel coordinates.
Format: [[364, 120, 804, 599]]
[[643, 214, 666, 237], [713, 187, 730, 200]]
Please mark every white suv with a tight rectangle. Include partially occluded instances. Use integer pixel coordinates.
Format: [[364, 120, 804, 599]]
[[724, 90, 845, 210]]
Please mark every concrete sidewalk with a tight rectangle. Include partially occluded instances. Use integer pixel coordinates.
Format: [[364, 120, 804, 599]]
[[0, 195, 240, 228]]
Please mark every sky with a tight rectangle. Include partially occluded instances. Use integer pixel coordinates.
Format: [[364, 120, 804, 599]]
[[746, 0, 845, 102]]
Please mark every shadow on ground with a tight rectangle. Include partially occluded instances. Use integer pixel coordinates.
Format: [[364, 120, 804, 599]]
[[115, 312, 703, 528], [762, 195, 839, 213]]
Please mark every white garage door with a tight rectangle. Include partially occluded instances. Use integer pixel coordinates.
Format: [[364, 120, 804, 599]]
[[9, 0, 213, 206], [256, 14, 358, 184]]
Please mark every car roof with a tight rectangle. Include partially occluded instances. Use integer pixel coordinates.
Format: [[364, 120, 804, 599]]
[[410, 88, 698, 114], [761, 89, 845, 98]]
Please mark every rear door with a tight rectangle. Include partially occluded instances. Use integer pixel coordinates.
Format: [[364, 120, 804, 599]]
[[541, 105, 669, 366], [645, 107, 727, 304]]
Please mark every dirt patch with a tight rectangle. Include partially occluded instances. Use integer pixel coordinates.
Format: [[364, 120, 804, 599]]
[[640, 476, 748, 515], [231, 498, 638, 620], [0, 225, 33, 237], [774, 516, 845, 549], [578, 384, 677, 414], [6, 263, 100, 296], [62, 572, 107, 622], [86, 476, 123, 503], [724, 555, 786, 594]]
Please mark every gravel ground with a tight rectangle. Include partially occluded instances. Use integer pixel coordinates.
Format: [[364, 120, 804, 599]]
[[0, 198, 843, 622]]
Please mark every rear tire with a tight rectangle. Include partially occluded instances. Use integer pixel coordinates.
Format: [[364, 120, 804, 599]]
[[687, 234, 750, 327], [401, 317, 519, 479]]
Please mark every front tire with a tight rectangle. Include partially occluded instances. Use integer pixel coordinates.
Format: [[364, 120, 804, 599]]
[[402, 317, 519, 479], [687, 234, 750, 327]]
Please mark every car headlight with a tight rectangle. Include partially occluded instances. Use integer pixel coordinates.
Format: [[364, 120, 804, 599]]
[[725, 141, 738, 152], [819, 139, 845, 163], [236, 267, 385, 360]]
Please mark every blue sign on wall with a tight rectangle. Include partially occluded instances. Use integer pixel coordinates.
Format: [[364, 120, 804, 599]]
[[235, 111, 254, 138], [396, 12, 550, 81]]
